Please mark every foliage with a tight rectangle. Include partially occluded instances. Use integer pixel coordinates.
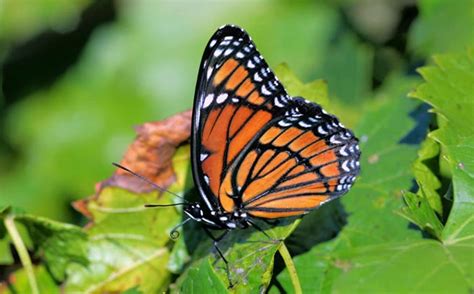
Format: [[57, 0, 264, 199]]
[[409, 0, 474, 56], [275, 58, 474, 291], [0, 0, 473, 292]]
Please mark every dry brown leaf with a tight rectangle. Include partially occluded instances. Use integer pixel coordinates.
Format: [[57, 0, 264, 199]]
[[73, 110, 192, 217]]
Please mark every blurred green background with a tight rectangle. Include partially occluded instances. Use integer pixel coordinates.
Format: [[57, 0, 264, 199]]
[[0, 0, 470, 222]]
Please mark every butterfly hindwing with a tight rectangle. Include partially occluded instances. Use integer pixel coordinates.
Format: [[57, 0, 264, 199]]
[[234, 98, 360, 218]]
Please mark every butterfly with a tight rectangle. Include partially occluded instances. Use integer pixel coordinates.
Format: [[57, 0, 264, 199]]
[[184, 25, 360, 230], [122, 24, 360, 287]]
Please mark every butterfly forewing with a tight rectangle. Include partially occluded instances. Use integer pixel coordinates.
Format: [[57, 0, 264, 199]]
[[191, 25, 360, 218], [191, 25, 291, 213]]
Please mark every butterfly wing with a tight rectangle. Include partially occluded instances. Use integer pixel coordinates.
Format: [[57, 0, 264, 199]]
[[191, 25, 291, 213], [234, 98, 360, 218], [192, 25, 360, 218]]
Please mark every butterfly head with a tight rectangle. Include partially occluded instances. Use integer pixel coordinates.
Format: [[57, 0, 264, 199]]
[[183, 202, 250, 230], [183, 203, 205, 220]]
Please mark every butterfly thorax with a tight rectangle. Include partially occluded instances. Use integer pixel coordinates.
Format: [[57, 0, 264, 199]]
[[183, 202, 250, 230]]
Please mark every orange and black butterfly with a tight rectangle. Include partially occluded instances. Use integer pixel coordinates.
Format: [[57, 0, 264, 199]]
[[123, 24, 361, 285], [185, 25, 360, 227], [180, 24, 360, 267]]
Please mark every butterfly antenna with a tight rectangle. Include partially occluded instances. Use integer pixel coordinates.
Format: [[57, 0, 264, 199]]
[[112, 162, 189, 203], [169, 217, 191, 239]]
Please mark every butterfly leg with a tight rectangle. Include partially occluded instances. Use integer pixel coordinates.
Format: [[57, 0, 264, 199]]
[[202, 226, 234, 288], [246, 219, 273, 240]]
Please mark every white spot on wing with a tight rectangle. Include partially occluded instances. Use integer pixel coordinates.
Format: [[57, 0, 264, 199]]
[[341, 160, 350, 172], [274, 97, 284, 107], [247, 60, 255, 68], [318, 125, 328, 135], [339, 145, 348, 156], [330, 135, 341, 144], [214, 48, 223, 57], [350, 160, 356, 169], [298, 121, 312, 128], [207, 67, 213, 80], [278, 120, 292, 127], [200, 153, 209, 161], [254, 72, 262, 82], [261, 85, 271, 95], [224, 48, 234, 56], [203, 94, 214, 108], [209, 39, 217, 48], [236, 51, 245, 59], [217, 93, 228, 104]]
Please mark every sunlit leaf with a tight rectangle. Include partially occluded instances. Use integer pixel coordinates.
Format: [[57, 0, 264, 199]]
[[15, 214, 88, 281], [410, 49, 474, 244]]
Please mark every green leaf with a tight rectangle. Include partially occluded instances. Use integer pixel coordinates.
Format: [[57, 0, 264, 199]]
[[63, 187, 179, 293], [175, 220, 300, 292], [64, 141, 190, 291], [2, 265, 59, 294], [0, 206, 14, 265], [409, 49, 474, 244], [15, 214, 88, 281], [274, 51, 474, 293], [332, 238, 473, 293], [274, 63, 329, 107], [317, 32, 373, 105], [274, 83, 422, 292], [0, 237, 13, 264], [409, 0, 474, 56], [412, 137, 443, 214], [399, 191, 444, 239], [0, 207, 87, 285]]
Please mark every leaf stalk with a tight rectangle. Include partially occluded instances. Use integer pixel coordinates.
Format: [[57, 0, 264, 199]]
[[4, 216, 39, 294], [278, 242, 302, 294]]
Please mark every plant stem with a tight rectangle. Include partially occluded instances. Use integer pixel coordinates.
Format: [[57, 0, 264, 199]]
[[278, 242, 302, 294], [4, 216, 39, 294]]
